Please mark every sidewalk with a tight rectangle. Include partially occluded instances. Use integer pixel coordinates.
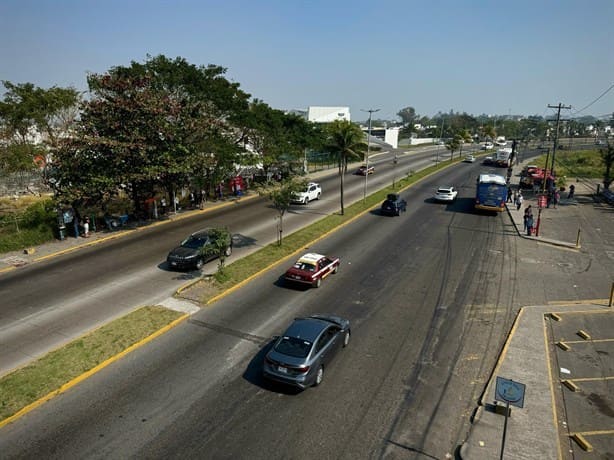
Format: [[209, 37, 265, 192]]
[[460, 158, 611, 459], [0, 194, 259, 273]]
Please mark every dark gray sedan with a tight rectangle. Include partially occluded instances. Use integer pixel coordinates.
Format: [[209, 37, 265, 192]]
[[263, 315, 351, 389]]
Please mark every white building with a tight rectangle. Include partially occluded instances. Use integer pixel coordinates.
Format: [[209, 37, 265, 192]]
[[308, 106, 351, 123]]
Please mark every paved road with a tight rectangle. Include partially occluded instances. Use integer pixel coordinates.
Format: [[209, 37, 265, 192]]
[[0, 144, 453, 376], [3, 146, 612, 459], [1, 155, 519, 459]]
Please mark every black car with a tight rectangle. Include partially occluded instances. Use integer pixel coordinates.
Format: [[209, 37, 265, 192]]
[[380, 193, 407, 216], [166, 228, 232, 270]]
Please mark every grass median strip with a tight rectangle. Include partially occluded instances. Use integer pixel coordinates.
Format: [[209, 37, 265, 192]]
[[0, 306, 183, 423], [187, 161, 449, 304]]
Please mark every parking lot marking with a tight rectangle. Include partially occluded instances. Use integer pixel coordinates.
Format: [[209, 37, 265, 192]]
[[563, 338, 614, 344], [544, 312, 564, 460], [577, 329, 591, 340], [569, 376, 614, 382], [570, 433, 594, 452]]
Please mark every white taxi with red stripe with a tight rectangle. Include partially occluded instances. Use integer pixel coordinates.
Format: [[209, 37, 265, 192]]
[[284, 253, 340, 288]]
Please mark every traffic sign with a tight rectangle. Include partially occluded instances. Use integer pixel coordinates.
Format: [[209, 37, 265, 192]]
[[495, 377, 526, 408]]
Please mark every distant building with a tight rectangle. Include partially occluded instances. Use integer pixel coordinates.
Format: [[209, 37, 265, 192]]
[[307, 106, 351, 123]]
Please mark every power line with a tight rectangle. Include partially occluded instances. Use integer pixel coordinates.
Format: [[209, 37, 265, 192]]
[[571, 83, 614, 116]]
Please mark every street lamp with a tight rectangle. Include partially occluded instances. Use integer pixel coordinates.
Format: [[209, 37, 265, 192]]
[[361, 108, 380, 201]]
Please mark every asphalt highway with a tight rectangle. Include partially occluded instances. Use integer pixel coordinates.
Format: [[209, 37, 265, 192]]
[[0, 144, 455, 375], [1, 147, 521, 459], [3, 143, 611, 458]]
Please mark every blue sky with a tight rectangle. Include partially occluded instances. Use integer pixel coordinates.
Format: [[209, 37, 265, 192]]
[[1, 0, 612, 122]]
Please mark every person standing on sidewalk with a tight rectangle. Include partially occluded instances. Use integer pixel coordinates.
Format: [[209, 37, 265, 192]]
[[526, 212, 534, 236], [568, 184, 575, 199], [523, 205, 533, 233], [515, 191, 523, 210]]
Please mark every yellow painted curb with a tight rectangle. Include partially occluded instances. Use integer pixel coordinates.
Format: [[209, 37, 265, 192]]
[[570, 433, 593, 452], [562, 379, 579, 392], [0, 313, 189, 429], [577, 329, 591, 340], [549, 312, 562, 321]]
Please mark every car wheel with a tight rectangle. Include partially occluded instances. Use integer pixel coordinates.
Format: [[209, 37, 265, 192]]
[[314, 278, 322, 288], [316, 193, 321, 200], [332, 264, 338, 274], [224, 246, 232, 257], [195, 258, 204, 270], [303, 197, 308, 205], [314, 366, 324, 386], [343, 331, 350, 347]]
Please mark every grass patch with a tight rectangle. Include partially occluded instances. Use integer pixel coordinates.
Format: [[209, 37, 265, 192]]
[[0, 306, 183, 422], [532, 149, 605, 179], [0, 197, 57, 253], [193, 158, 455, 303]]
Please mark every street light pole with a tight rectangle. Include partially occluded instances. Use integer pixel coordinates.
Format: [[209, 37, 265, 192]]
[[436, 118, 445, 165], [361, 108, 380, 202]]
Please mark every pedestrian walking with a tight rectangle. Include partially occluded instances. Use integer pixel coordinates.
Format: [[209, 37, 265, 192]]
[[515, 192, 523, 211], [523, 205, 533, 232], [554, 190, 560, 209], [189, 191, 196, 209], [507, 187, 513, 203], [160, 197, 167, 215], [526, 213, 534, 236]]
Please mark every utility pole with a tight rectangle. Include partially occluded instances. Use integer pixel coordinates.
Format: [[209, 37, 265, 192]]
[[547, 103, 571, 178], [361, 108, 380, 202]]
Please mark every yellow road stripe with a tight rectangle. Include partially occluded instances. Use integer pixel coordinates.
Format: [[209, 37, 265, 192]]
[[0, 313, 189, 429]]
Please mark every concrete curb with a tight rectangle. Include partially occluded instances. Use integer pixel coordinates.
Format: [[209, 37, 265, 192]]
[[0, 312, 189, 429]]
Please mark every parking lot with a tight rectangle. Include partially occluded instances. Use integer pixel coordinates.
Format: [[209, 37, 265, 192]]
[[546, 308, 614, 458]]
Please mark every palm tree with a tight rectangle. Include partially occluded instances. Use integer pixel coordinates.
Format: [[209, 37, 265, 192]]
[[324, 120, 367, 215]]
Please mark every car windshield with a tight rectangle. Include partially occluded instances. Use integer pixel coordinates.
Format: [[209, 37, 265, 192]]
[[294, 262, 316, 271], [275, 336, 312, 358], [438, 188, 452, 194], [182, 236, 207, 249]]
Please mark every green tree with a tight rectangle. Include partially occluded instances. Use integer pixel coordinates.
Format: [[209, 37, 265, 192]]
[[0, 81, 79, 178], [324, 120, 366, 215], [262, 178, 306, 245], [600, 142, 614, 190], [445, 137, 461, 159], [201, 227, 233, 271], [49, 55, 251, 211]]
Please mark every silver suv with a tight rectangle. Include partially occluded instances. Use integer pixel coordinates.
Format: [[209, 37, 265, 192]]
[[291, 182, 322, 204]]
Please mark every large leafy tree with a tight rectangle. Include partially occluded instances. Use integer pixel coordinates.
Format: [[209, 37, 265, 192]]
[[50, 55, 251, 210], [0, 81, 79, 179], [324, 120, 366, 215]]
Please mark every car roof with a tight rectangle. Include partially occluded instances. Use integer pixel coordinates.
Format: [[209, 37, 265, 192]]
[[297, 253, 325, 264], [190, 229, 211, 238], [307, 182, 319, 186], [284, 317, 331, 342]]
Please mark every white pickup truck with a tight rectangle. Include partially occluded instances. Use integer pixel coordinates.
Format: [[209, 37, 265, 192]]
[[292, 182, 322, 204]]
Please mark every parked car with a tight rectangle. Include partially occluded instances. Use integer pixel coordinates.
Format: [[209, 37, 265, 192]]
[[284, 253, 340, 288], [380, 193, 407, 216], [166, 228, 232, 270], [483, 156, 494, 165], [291, 182, 322, 204], [433, 186, 458, 202], [263, 315, 351, 389], [356, 164, 375, 175], [463, 155, 475, 163], [481, 142, 494, 150]]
